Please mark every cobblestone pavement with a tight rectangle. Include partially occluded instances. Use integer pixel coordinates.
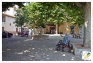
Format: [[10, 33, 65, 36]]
[[2, 35, 83, 61]]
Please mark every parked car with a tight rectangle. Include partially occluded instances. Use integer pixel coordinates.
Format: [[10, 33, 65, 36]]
[[2, 31, 13, 38]]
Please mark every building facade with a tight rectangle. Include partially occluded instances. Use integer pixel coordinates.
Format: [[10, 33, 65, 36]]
[[2, 6, 29, 35], [45, 22, 79, 34], [2, 13, 29, 35], [2, 13, 18, 35]]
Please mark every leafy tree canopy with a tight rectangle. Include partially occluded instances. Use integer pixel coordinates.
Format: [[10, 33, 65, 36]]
[[14, 7, 30, 29], [25, 2, 84, 27], [2, 2, 85, 27]]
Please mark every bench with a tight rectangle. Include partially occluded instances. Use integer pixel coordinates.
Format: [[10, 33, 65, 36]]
[[73, 34, 81, 39], [56, 40, 72, 52], [76, 34, 81, 39]]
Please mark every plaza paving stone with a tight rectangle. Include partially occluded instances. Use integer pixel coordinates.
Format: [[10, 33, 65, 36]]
[[2, 35, 83, 61]]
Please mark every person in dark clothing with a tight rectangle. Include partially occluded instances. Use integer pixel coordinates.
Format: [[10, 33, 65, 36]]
[[56, 33, 71, 51]]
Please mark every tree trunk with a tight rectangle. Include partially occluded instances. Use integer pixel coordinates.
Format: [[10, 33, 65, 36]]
[[33, 25, 35, 35], [66, 22, 67, 33], [58, 25, 59, 34], [56, 24, 58, 34], [83, 2, 91, 47], [21, 26, 22, 33]]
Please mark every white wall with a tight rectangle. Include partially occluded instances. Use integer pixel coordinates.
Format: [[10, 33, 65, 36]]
[[2, 16, 16, 32], [4, 5, 18, 16]]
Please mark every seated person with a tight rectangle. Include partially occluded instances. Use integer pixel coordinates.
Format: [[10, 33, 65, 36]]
[[76, 34, 81, 39], [73, 32, 77, 38], [56, 33, 71, 51]]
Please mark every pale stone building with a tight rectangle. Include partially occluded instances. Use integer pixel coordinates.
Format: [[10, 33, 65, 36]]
[[2, 13, 18, 35]]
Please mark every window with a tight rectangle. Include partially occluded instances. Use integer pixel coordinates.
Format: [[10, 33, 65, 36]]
[[2, 15, 5, 22], [14, 6, 16, 11], [10, 23, 11, 26]]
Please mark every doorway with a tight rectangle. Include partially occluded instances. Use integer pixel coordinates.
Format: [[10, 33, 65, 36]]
[[50, 27, 55, 34], [2, 27, 4, 31], [70, 26, 74, 34]]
